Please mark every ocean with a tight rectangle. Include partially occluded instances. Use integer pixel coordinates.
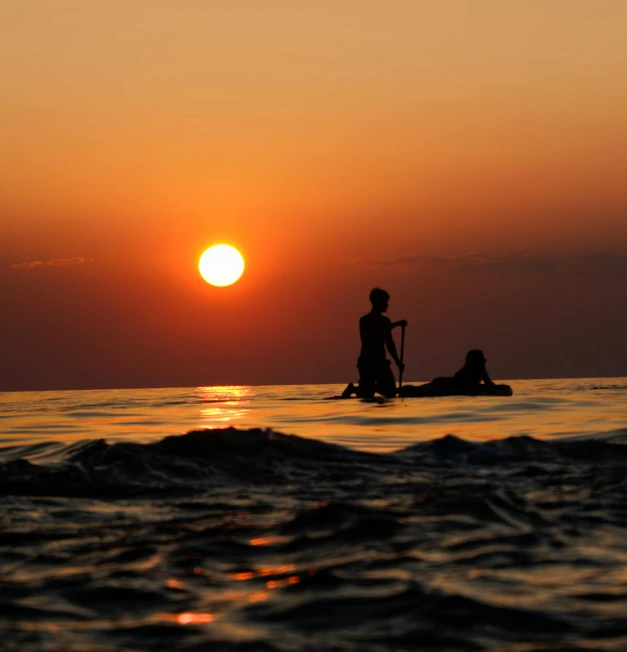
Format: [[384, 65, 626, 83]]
[[1, 378, 627, 651]]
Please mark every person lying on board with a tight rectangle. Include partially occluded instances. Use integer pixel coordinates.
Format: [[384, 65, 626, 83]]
[[341, 287, 406, 399], [399, 349, 512, 397]]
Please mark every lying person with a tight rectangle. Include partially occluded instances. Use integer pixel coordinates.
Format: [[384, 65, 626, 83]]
[[399, 349, 512, 397]]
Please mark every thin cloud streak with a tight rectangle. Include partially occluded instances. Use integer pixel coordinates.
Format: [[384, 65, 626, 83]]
[[354, 252, 627, 274], [10, 257, 89, 271]]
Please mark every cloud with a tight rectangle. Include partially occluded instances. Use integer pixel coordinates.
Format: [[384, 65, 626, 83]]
[[10, 257, 89, 271], [353, 252, 627, 275]]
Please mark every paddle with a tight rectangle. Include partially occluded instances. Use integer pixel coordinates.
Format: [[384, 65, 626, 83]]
[[398, 322, 406, 395]]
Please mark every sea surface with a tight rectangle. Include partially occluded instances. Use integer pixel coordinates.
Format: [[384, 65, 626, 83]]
[[1, 378, 627, 651]]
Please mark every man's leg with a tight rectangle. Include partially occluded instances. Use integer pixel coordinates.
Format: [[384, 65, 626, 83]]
[[376, 363, 398, 398], [340, 383, 356, 398], [357, 364, 376, 399]]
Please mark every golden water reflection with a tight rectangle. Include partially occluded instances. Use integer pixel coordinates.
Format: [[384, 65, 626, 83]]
[[162, 612, 215, 625], [3, 379, 626, 456], [195, 385, 253, 428]]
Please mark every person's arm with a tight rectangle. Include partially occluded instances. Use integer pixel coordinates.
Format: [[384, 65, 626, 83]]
[[390, 319, 407, 329], [385, 320, 404, 370], [481, 367, 495, 387]]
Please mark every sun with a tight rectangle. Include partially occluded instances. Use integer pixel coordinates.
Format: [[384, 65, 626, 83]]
[[198, 244, 245, 287]]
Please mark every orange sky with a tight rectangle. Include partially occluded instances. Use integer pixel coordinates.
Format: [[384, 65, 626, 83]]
[[2, 1, 627, 390]]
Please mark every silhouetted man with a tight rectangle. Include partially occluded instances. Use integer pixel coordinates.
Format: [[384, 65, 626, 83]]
[[343, 288, 406, 398]]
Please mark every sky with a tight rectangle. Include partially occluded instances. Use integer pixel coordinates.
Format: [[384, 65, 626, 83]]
[[2, 1, 627, 391]]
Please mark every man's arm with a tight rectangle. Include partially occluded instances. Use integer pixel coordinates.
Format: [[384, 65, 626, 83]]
[[390, 319, 407, 329], [385, 326, 404, 370]]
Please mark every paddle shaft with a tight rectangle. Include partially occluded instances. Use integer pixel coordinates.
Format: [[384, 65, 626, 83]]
[[398, 324, 406, 392]]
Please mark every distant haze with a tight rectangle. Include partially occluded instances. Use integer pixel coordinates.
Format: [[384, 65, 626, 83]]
[[2, 1, 626, 390]]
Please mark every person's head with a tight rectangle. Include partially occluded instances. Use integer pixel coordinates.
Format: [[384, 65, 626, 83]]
[[369, 287, 390, 312], [464, 349, 486, 370]]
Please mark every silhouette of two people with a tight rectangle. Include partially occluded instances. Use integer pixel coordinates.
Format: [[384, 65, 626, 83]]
[[341, 288, 512, 399]]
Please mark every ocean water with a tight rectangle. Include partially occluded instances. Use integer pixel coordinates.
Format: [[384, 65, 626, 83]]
[[1, 378, 627, 651]]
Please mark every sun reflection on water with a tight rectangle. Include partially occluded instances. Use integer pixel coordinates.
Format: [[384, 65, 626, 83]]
[[162, 612, 215, 625], [195, 385, 253, 428]]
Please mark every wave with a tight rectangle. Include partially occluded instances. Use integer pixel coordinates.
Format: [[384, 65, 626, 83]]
[[4, 426, 627, 650], [397, 431, 627, 465], [2, 427, 627, 498]]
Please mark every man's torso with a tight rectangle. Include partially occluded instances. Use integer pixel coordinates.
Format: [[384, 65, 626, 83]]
[[358, 312, 390, 364]]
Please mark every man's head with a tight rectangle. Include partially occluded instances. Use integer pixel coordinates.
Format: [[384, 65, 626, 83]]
[[369, 287, 390, 312]]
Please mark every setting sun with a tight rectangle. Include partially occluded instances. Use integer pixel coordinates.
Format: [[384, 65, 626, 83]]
[[198, 245, 245, 287]]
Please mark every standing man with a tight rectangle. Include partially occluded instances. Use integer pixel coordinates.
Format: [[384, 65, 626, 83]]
[[342, 288, 407, 398]]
